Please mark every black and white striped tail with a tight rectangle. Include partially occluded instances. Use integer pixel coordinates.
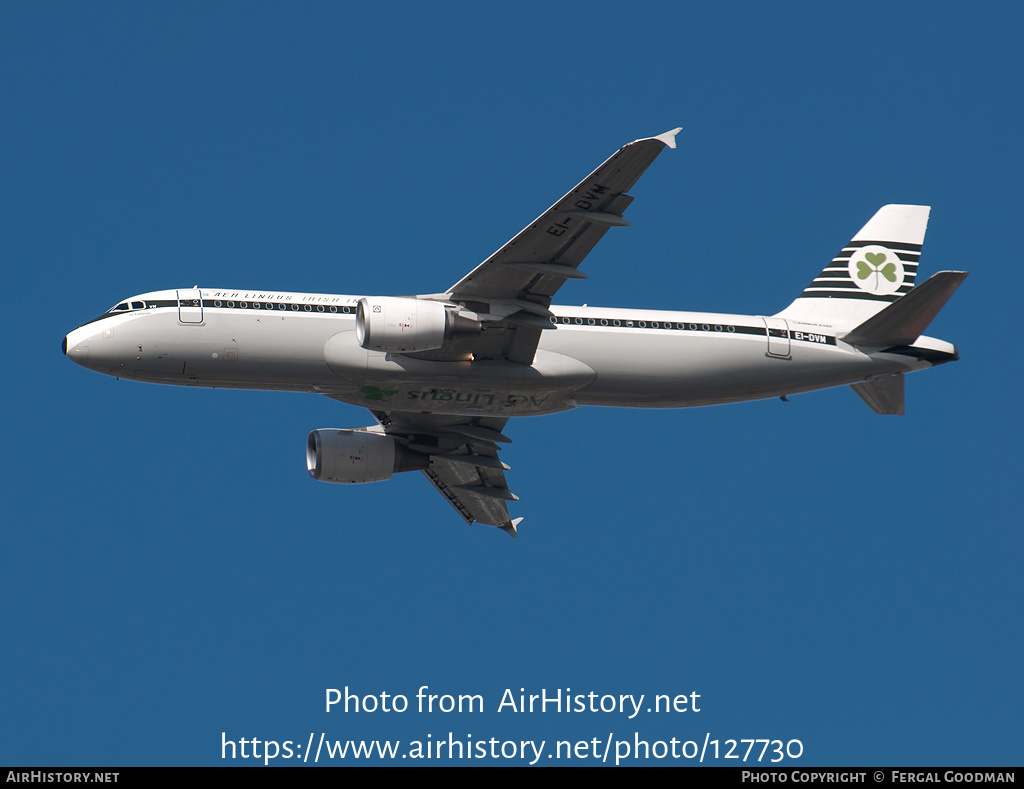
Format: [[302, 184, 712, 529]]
[[777, 205, 930, 329]]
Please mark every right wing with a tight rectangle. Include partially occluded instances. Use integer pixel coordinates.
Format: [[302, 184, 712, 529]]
[[369, 409, 522, 538]]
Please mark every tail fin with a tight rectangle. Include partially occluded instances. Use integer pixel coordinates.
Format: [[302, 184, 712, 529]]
[[776, 205, 930, 330]]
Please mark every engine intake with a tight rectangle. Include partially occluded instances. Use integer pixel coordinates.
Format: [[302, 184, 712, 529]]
[[355, 296, 479, 353], [306, 428, 429, 484]]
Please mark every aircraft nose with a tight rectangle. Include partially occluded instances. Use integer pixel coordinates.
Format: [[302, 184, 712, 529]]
[[63, 327, 91, 366]]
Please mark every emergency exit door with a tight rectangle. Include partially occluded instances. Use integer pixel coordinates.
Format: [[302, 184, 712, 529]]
[[177, 289, 203, 324]]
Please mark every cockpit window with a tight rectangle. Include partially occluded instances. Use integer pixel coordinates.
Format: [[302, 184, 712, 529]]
[[109, 302, 129, 313], [130, 301, 145, 310]]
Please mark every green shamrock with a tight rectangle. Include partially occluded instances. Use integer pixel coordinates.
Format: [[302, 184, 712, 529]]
[[362, 385, 398, 401], [856, 251, 897, 290]]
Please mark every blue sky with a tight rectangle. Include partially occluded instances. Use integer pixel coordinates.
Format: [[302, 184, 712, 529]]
[[3, 1, 1021, 766]]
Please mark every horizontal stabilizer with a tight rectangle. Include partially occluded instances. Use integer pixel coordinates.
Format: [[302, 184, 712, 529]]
[[842, 271, 968, 347], [850, 374, 905, 415]]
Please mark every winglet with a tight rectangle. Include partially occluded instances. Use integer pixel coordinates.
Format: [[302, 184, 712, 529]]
[[501, 517, 523, 539], [654, 127, 682, 149], [628, 127, 682, 149]]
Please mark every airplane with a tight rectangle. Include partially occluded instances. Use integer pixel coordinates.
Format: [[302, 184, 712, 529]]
[[63, 128, 967, 538]]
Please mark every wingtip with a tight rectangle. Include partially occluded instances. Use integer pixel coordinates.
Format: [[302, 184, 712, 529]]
[[501, 517, 524, 538], [655, 127, 683, 149], [627, 127, 682, 150]]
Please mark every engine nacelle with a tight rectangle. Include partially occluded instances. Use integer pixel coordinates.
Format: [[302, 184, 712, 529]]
[[355, 296, 479, 353], [306, 428, 428, 484]]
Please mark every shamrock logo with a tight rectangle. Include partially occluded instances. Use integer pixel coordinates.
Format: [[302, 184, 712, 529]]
[[847, 246, 904, 295], [856, 251, 898, 291], [362, 385, 398, 401]]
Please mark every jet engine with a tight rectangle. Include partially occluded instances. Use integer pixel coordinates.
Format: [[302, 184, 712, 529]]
[[306, 428, 429, 484], [355, 296, 479, 353]]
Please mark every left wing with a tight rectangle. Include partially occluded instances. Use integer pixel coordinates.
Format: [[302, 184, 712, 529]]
[[370, 409, 522, 537], [448, 127, 681, 303], [435, 128, 680, 364]]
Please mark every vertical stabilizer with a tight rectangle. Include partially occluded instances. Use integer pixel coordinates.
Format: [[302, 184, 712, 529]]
[[777, 205, 930, 330]]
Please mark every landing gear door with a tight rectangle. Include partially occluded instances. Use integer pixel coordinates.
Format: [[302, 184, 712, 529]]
[[762, 317, 791, 358], [177, 289, 203, 324]]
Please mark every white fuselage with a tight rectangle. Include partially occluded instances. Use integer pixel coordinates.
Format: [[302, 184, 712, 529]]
[[63, 288, 955, 417]]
